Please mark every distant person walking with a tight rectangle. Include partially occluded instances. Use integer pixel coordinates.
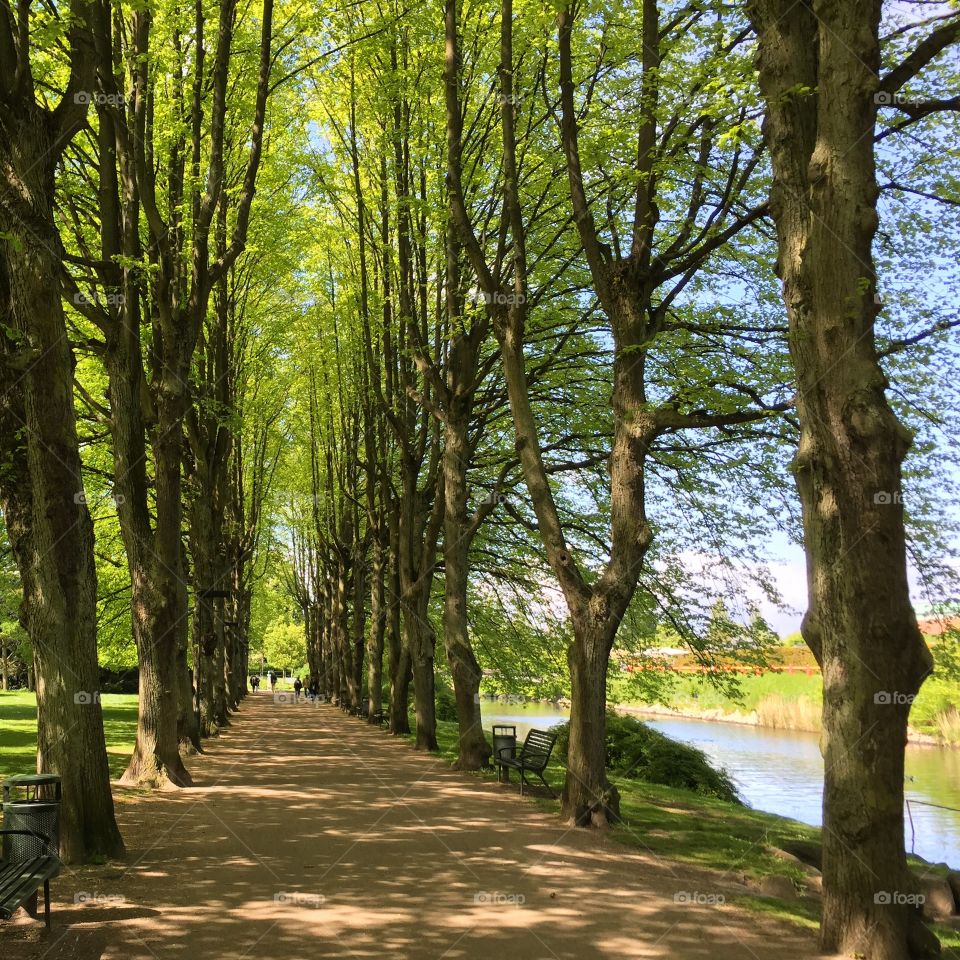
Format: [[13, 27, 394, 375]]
[[293, 676, 303, 701], [250, 675, 260, 693], [308, 676, 319, 700], [268, 670, 277, 693]]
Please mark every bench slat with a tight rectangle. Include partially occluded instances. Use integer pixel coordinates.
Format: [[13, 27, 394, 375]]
[[0, 857, 59, 920], [495, 728, 557, 773]]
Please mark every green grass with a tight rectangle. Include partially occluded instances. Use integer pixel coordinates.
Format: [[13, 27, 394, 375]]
[[0, 690, 139, 781], [671, 671, 822, 713], [611, 777, 820, 882]]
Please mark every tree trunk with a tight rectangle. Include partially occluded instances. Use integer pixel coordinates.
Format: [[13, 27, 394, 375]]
[[387, 506, 410, 734], [390, 648, 413, 735], [191, 498, 218, 738], [406, 607, 438, 750], [351, 546, 366, 709], [0, 164, 124, 860], [366, 537, 387, 720], [564, 622, 619, 825], [121, 393, 193, 787], [442, 398, 489, 769], [334, 557, 352, 706], [748, 2, 935, 956], [397, 440, 443, 750], [177, 633, 202, 754]]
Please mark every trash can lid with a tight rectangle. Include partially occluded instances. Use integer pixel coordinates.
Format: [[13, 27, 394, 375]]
[[3, 774, 62, 787]]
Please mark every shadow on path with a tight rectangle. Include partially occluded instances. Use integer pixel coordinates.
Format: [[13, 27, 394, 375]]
[[2, 694, 821, 959]]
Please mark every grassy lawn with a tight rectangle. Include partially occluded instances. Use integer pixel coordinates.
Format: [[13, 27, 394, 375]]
[[0, 690, 139, 782], [669, 671, 822, 712]]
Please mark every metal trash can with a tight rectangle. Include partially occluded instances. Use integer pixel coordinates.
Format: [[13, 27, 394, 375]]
[[2, 774, 62, 861], [492, 725, 517, 781]]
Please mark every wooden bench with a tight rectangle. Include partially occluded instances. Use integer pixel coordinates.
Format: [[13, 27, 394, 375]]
[[0, 829, 60, 929], [494, 728, 558, 798]]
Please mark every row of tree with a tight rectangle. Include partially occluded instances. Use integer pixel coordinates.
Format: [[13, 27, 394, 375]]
[[0, 0, 297, 861], [0, 1, 957, 958], [277, 3, 959, 958]]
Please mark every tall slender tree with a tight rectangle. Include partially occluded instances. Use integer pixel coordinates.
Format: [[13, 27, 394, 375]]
[[0, 0, 123, 861]]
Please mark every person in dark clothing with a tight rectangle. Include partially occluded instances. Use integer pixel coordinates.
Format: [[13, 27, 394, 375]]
[[250, 674, 260, 693], [268, 670, 277, 692], [293, 676, 303, 701]]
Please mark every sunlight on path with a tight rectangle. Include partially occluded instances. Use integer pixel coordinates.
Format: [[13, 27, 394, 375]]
[[2, 696, 822, 959]]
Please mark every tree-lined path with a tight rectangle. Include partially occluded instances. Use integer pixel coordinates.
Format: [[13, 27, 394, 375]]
[[4, 700, 821, 960]]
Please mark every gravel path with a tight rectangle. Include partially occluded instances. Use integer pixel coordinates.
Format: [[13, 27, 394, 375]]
[[2, 693, 823, 959]]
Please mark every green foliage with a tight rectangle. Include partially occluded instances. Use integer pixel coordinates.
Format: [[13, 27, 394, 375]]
[[909, 633, 960, 739], [435, 682, 459, 723], [554, 711, 741, 802], [262, 619, 306, 672]]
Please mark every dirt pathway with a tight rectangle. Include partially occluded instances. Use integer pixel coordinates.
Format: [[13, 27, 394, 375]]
[[3, 694, 822, 959]]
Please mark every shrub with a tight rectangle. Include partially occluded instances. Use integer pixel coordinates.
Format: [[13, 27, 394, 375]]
[[554, 711, 741, 803], [435, 682, 459, 722]]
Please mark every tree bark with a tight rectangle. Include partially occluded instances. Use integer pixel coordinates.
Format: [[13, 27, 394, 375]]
[[0, 187, 124, 862], [441, 370, 489, 770], [366, 534, 387, 719], [748, 1, 936, 956], [0, 7, 126, 851], [387, 513, 411, 734]]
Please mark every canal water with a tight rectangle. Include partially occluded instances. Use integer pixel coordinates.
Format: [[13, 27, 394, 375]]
[[481, 702, 960, 868]]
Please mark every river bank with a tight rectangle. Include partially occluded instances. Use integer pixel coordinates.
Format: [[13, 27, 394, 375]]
[[616, 700, 946, 746], [604, 664, 960, 746]]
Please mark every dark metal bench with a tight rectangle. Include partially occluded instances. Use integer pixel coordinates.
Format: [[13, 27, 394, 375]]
[[494, 728, 558, 798], [0, 829, 60, 929]]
